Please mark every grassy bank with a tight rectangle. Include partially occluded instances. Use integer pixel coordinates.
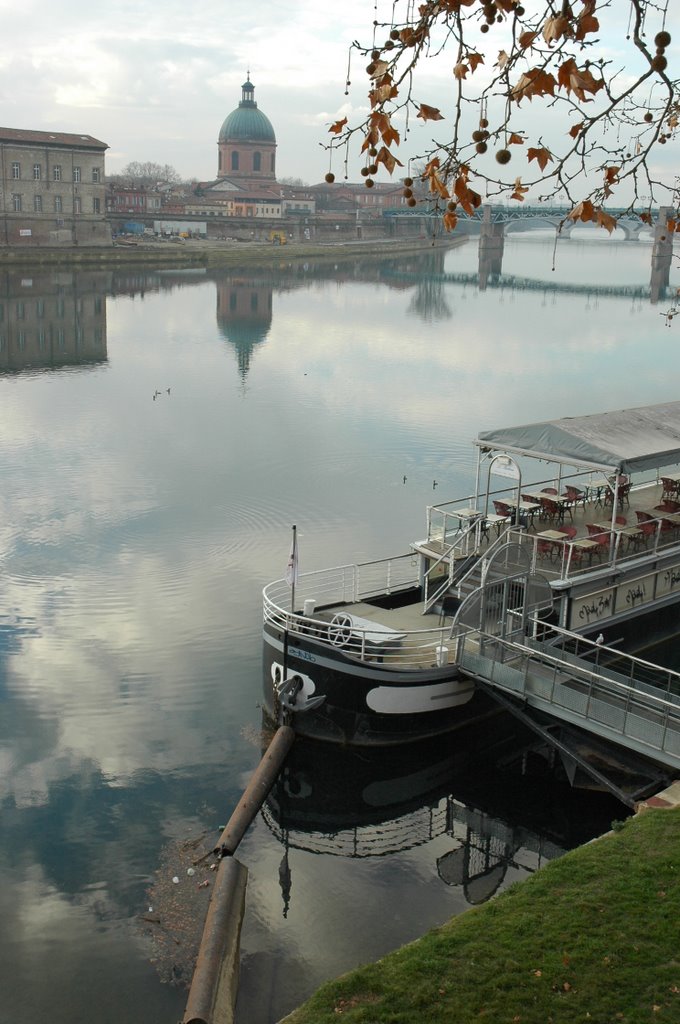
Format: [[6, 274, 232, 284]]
[[283, 806, 680, 1024], [0, 236, 462, 270]]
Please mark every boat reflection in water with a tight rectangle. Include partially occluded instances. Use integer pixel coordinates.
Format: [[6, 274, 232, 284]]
[[261, 711, 623, 916]]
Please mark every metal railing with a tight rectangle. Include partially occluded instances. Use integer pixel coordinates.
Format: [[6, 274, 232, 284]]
[[263, 556, 465, 669], [462, 625, 680, 767]]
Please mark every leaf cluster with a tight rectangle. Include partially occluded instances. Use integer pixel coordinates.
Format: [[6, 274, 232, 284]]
[[328, 0, 679, 234]]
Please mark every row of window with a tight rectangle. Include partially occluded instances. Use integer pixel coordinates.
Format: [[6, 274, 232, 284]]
[[0, 297, 103, 319], [221, 151, 275, 173], [11, 162, 100, 183], [0, 326, 104, 352], [11, 195, 101, 214]]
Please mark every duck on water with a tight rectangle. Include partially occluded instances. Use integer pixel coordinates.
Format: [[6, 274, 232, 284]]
[[262, 401, 680, 746]]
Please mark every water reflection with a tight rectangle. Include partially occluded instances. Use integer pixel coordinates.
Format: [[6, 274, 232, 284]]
[[0, 270, 107, 372], [261, 718, 619, 917], [0, 239, 677, 1024]]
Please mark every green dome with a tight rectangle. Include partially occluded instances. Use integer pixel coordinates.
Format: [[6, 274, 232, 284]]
[[219, 79, 276, 144]]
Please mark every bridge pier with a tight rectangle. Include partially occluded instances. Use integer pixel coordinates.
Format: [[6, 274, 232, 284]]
[[478, 206, 505, 289], [650, 207, 674, 304]]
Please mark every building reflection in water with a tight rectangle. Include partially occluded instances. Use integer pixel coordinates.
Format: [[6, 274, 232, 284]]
[[215, 276, 273, 382], [0, 270, 109, 373]]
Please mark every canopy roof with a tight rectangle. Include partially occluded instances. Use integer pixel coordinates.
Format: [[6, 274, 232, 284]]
[[475, 401, 680, 476]]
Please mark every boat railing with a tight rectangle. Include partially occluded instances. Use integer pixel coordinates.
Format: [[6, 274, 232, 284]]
[[264, 564, 477, 669], [263, 554, 419, 614]]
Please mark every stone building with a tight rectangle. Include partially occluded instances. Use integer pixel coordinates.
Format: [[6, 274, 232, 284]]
[[0, 127, 110, 246]]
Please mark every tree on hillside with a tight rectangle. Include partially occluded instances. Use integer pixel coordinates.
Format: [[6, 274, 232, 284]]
[[327, 0, 679, 234], [111, 162, 182, 188]]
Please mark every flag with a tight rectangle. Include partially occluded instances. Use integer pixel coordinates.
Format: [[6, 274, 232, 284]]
[[285, 527, 298, 587]]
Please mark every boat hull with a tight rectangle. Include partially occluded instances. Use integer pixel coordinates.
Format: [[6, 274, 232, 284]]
[[263, 621, 484, 746]]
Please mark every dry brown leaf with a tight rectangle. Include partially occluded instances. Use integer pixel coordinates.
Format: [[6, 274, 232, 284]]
[[328, 117, 347, 135], [417, 103, 445, 121], [511, 69, 557, 103], [568, 121, 584, 139], [508, 133, 525, 145], [468, 52, 484, 73], [527, 146, 553, 171], [557, 58, 604, 101], [375, 146, 403, 174], [543, 15, 570, 44], [453, 62, 468, 80]]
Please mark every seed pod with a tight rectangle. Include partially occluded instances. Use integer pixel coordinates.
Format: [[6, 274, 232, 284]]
[[496, 149, 511, 165]]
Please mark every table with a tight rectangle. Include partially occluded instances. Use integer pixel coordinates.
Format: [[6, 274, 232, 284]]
[[537, 529, 569, 560], [568, 538, 600, 564], [506, 501, 541, 530]]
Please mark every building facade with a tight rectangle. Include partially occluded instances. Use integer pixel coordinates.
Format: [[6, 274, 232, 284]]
[[0, 127, 110, 246]]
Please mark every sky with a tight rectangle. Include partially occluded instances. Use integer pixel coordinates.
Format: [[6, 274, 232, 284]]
[[0, 1, 677, 194]]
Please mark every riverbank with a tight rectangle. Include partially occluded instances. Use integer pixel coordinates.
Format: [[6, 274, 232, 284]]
[[281, 790, 680, 1024], [0, 235, 464, 269]]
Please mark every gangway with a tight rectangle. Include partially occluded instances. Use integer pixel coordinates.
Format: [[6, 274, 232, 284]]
[[455, 623, 680, 805]]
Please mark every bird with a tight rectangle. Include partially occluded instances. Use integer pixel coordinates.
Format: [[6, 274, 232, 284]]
[[166, 388, 171, 394], [595, 633, 604, 645], [433, 480, 438, 489], [403, 475, 407, 484]]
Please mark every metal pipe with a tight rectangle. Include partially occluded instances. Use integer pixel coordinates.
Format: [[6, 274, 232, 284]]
[[182, 857, 248, 1024], [214, 725, 296, 857]]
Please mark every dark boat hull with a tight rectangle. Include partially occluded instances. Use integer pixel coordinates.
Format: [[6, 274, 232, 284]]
[[263, 621, 484, 746]]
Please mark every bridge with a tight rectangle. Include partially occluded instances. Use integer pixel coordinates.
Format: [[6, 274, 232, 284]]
[[385, 203, 660, 241]]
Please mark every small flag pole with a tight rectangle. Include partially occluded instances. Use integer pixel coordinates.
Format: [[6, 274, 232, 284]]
[[286, 524, 298, 613]]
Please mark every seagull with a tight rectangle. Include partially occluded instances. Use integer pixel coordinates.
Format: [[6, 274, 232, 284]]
[[403, 475, 407, 484], [433, 480, 438, 489], [595, 633, 604, 645], [166, 388, 171, 394]]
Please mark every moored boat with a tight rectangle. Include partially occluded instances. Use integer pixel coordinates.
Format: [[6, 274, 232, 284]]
[[263, 401, 680, 745]]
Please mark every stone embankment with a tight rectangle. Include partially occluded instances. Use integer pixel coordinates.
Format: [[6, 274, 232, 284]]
[[0, 235, 462, 269]]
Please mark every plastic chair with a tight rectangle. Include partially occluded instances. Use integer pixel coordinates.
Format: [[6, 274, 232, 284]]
[[661, 477, 680, 500]]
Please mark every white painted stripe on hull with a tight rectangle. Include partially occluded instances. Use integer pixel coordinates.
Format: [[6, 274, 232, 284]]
[[367, 681, 475, 714]]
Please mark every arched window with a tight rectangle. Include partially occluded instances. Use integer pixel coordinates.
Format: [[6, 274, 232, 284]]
[[270, 153, 275, 173], [253, 152, 261, 172], [231, 151, 239, 171]]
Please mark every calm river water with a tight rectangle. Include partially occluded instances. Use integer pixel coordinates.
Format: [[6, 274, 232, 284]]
[[0, 233, 677, 1023]]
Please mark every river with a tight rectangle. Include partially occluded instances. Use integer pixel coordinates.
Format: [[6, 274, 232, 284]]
[[0, 232, 676, 1023]]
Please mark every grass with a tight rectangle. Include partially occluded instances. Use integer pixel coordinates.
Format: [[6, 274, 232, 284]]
[[283, 807, 680, 1024]]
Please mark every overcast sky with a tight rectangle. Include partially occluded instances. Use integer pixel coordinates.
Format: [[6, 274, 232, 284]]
[[1, 1, 677, 194]]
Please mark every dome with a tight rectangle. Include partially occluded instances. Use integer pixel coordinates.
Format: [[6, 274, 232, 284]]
[[218, 78, 276, 144]]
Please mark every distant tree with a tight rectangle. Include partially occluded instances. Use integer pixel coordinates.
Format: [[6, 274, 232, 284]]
[[112, 162, 182, 188], [327, 0, 679, 234], [278, 176, 309, 187]]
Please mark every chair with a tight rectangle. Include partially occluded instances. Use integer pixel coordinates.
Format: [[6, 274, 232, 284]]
[[661, 477, 680, 501], [654, 500, 680, 513], [540, 497, 563, 523], [564, 486, 587, 511], [541, 487, 558, 495], [586, 524, 611, 559], [493, 500, 512, 520], [556, 525, 577, 540]]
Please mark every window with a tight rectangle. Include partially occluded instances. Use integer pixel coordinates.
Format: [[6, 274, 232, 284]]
[[92, 167, 100, 183], [73, 166, 81, 183], [92, 197, 101, 214], [74, 197, 82, 215], [253, 152, 261, 172], [270, 153, 275, 172], [54, 195, 63, 213], [38, 328, 46, 351], [231, 151, 239, 171], [11, 162, 20, 179], [12, 194, 21, 212], [56, 298, 65, 318], [33, 164, 41, 180], [16, 301, 25, 319], [34, 195, 42, 212], [53, 165, 62, 181], [36, 300, 44, 319], [17, 330, 25, 352]]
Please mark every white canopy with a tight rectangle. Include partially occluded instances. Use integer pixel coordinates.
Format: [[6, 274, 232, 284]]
[[475, 401, 680, 476]]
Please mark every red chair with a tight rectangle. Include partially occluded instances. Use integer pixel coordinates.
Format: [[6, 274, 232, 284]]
[[540, 497, 563, 523], [661, 477, 680, 501], [556, 525, 577, 540], [541, 487, 558, 495], [586, 524, 611, 559], [564, 486, 587, 510], [493, 500, 512, 520]]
